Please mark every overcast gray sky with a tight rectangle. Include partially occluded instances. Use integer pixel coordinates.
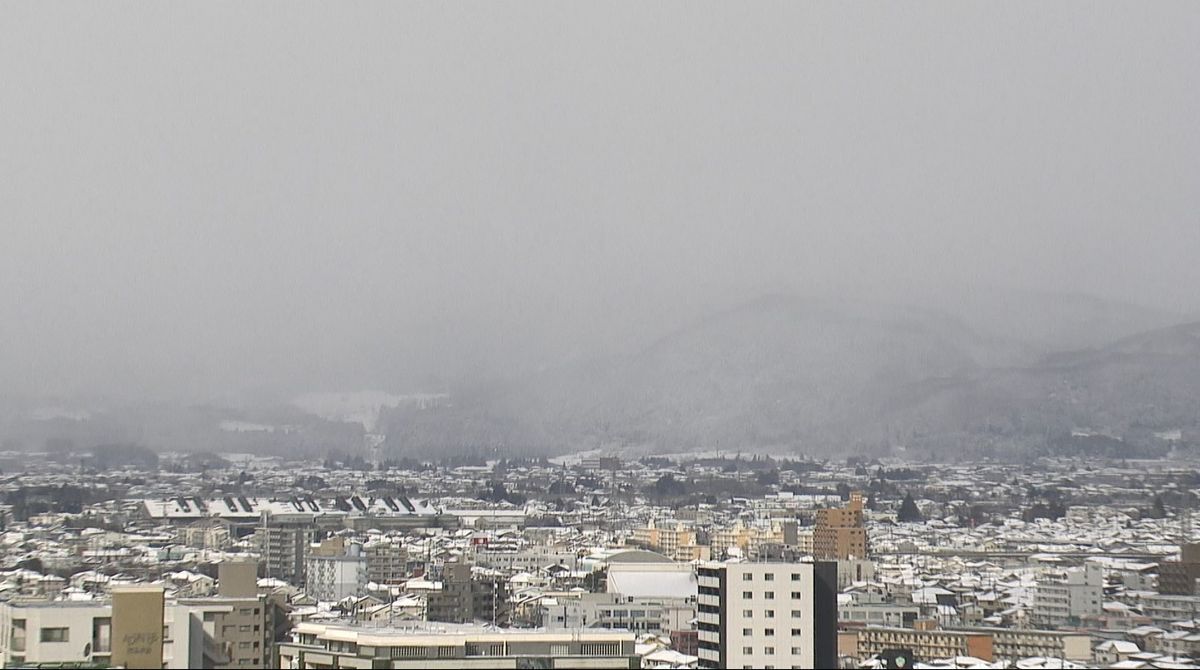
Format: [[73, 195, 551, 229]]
[[2, 2, 1198, 402]]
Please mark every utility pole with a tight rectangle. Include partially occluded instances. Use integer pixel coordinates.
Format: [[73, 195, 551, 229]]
[[1182, 491, 1192, 545]]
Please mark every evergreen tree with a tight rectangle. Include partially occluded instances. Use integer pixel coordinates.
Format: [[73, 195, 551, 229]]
[[898, 492, 924, 523]]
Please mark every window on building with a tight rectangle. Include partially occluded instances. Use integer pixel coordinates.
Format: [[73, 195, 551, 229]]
[[791, 592, 803, 599], [743, 591, 753, 599], [743, 646, 754, 655], [765, 628, 775, 636], [11, 620, 26, 652], [743, 573, 753, 581], [791, 628, 803, 636], [765, 609, 775, 618], [743, 628, 753, 636], [764, 573, 774, 581], [791, 574, 802, 581], [791, 610, 802, 618], [40, 627, 69, 643], [581, 642, 619, 655], [765, 646, 776, 654], [765, 592, 775, 599], [743, 609, 754, 618]]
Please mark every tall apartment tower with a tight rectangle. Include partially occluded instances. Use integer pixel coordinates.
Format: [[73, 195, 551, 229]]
[[696, 561, 837, 669], [813, 491, 868, 560], [260, 519, 320, 585]]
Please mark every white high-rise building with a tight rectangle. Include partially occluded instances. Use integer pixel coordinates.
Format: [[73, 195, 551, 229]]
[[305, 542, 369, 601], [696, 560, 838, 669], [1032, 562, 1103, 627]]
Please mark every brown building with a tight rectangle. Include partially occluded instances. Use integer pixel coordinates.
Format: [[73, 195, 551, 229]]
[[814, 491, 868, 560], [670, 629, 698, 656], [365, 540, 410, 585], [1158, 543, 1200, 595], [426, 562, 511, 626]]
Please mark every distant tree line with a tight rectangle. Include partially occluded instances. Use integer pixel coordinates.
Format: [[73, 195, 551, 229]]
[[84, 444, 158, 471], [6, 485, 89, 520]]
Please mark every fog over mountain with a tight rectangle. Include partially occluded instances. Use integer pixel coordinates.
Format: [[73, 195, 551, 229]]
[[2, 3, 1198, 459]]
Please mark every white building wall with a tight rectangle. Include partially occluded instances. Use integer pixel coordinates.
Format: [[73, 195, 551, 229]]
[[0, 602, 111, 666], [306, 556, 369, 601], [698, 562, 817, 669]]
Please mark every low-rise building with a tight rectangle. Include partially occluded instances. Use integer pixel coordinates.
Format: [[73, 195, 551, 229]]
[[847, 625, 1092, 664], [278, 621, 637, 669]]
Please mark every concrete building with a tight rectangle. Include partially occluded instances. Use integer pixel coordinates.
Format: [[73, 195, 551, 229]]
[[1158, 543, 1200, 595], [813, 492, 868, 560], [847, 625, 1092, 665], [631, 520, 705, 562], [364, 540, 410, 585], [176, 560, 277, 669], [606, 561, 698, 600], [278, 621, 637, 669], [472, 546, 579, 572], [696, 560, 837, 669], [260, 515, 328, 586], [794, 529, 814, 556], [425, 562, 510, 626], [143, 495, 452, 534], [305, 538, 369, 601], [143, 495, 455, 586], [541, 592, 696, 635], [1032, 562, 1103, 627], [580, 455, 622, 472], [837, 558, 876, 589], [850, 625, 994, 663], [0, 562, 276, 670], [1130, 593, 1200, 626], [838, 601, 920, 628], [983, 627, 1093, 663], [710, 520, 796, 558], [0, 599, 113, 668]]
